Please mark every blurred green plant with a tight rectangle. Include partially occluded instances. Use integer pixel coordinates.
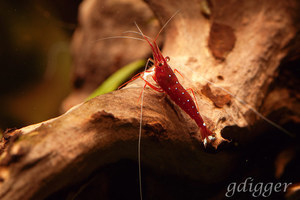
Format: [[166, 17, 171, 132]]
[[86, 59, 146, 100]]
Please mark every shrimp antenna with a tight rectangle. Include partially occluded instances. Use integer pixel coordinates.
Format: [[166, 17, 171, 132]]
[[154, 10, 181, 41], [134, 21, 153, 200], [134, 22, 159, 60], [134, 22, 154, 46], [94, 36, 146, 43], [138, 76, 146, 200], [123, 31, 153, 40]]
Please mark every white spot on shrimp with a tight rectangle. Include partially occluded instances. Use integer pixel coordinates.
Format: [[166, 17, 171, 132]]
[[203, 123, 206, 126], [176, 81, 178, 84], [182, 92, 185, 95], [197, 111, 199, 114], [187, 99, 190, 102], [168, 87, 171, 90], [192, 106, 195, 108], [169, 74, 171, 78], [175, 87, 178, 90]]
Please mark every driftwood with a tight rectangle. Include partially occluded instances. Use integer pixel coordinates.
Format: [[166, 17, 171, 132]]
[[0, 0, 299, 199]]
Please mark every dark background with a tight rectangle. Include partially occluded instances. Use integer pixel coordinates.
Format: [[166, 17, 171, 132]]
[[0, 0, 81, 131]]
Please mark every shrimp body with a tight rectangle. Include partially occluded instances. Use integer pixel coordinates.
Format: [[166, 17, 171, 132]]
[[145, 40, 213, 141], [155, 66, 212, 140]]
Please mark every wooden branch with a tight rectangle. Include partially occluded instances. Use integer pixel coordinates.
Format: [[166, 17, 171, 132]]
[[0, 0, 299, 199]]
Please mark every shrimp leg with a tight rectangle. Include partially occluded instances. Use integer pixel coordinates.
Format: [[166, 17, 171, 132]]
[[118, 71, 151, 89], [140, 77, 164, 92], [186, 88, 200, 113], [174, 69, 184, 79], [135, 75, 164, 103], [118, 58, 155, 89]]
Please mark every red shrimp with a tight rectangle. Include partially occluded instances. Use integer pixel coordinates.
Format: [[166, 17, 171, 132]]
[[122, 24, 215, 144], [145, 40, 214, 143]]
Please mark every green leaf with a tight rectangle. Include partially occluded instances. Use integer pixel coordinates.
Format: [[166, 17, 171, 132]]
[[86, 59, 146, 101]]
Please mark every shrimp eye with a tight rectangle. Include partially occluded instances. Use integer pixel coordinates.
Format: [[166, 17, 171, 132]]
[[159, 62, 163, 66], [165, 56, 170, 62]]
